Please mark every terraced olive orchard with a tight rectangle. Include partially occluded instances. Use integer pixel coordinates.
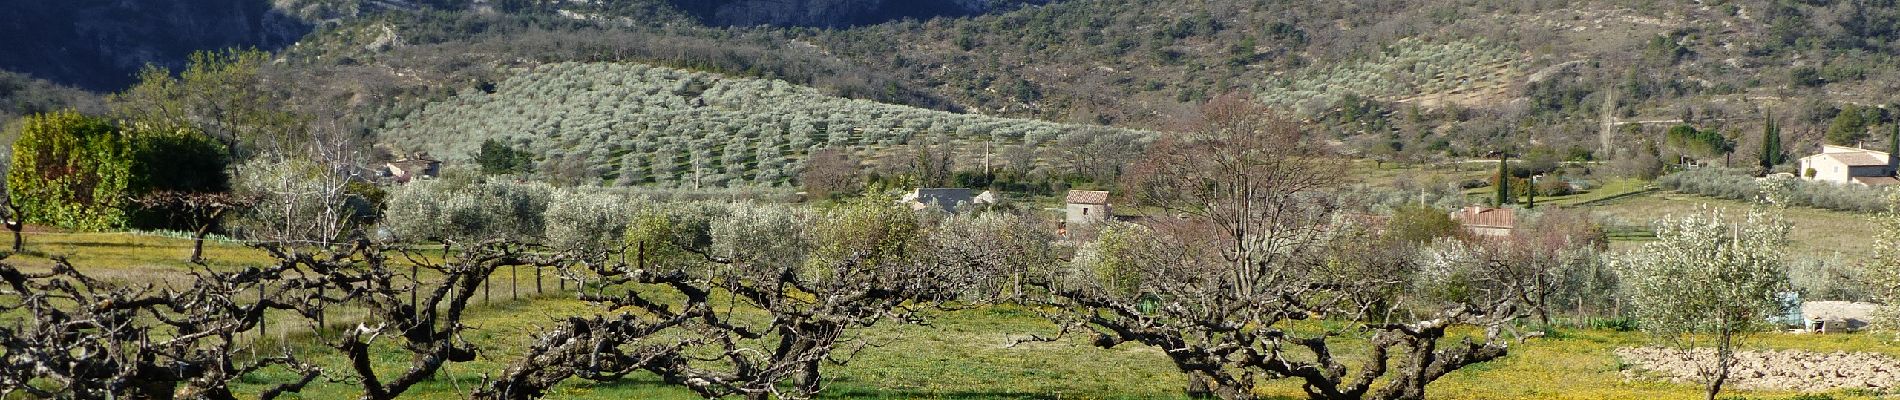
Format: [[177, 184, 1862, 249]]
[[381, 62, 1153, 188], [1258, 39, 1524, 113]]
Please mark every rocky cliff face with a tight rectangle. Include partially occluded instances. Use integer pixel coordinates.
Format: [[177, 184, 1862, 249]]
[[0, 0, 310, 91], [681, 0, 1041, 27]]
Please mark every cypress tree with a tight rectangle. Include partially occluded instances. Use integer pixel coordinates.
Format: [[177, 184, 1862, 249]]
[[1759, 115, 1780, 172], [1889, 123, 1898, 160], [1763, 123, 1778, 163], [1527, 177, 1536, 209], [1495, 155, 1513, 205]]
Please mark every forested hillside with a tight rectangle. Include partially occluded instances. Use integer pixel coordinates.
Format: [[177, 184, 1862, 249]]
[[14, 0, 1900, 179], [257, 0, 1900, 165], [662, 0, 1052, 27], [381, 62, 1150, 187], [0, 0, 310, 90]]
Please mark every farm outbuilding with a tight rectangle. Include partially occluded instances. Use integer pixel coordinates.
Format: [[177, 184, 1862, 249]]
[[1065, 190, 1111, 224]]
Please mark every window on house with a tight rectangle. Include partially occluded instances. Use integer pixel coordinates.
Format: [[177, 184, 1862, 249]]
[[1083, 207, 1089, 215]]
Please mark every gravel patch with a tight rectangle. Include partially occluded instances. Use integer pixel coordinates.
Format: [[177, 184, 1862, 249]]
[[1616, 347, 1900, 392]]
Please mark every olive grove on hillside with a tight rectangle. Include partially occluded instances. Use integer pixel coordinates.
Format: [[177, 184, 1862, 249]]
[[380, 62, 1155, 187]]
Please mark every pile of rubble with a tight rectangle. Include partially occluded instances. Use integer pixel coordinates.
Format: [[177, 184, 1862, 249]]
[[1616, 347, 1899, 392]]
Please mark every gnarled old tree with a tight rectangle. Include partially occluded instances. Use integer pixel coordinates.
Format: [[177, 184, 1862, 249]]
[[0, 256, 320, 399], [1023, 94, 1538, 400], [134, 191, 257, 263], [0, 237, 565, 400], [256, 239, 567, 400], [480, 199, 1013, 400]]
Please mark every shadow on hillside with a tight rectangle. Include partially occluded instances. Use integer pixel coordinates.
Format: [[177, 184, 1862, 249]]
[[0, 0, 310, 90], [673, 0, 1058, 28], [572, 376, 1301, 400]]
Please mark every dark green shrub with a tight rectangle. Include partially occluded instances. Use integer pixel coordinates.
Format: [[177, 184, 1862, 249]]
[[9, 111, 230, 231]]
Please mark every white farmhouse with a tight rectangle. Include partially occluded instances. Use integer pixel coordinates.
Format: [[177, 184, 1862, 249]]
[[1798, 145, 1898, 186]]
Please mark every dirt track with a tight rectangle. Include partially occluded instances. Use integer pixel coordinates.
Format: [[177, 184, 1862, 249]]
[[1616, 347, 1899, 392]]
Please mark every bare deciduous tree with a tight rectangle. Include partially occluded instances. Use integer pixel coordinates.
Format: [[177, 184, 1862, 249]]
[[0, 257, 319, 399], [1051, 129, 1147, 184], [134, 191, 258, 263], [484, 200, 1005, 400], [797, 147, 862, 199], [1021, 94, 1537, 400], [257, 239, 567, 400], [234, 157, 361, 247], [907, 135, 956, 188]]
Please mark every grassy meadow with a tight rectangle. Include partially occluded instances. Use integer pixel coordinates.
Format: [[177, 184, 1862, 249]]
[[8, 175, 1899, 399], [219, 292, 1900, 400], [1362, 161, 1884, 260], [1584, 191, 1883, 259]]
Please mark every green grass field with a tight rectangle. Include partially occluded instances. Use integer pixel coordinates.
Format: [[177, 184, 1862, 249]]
[[7, 201, 1898, 399], [1584, 191, 1883, 259], [1365, 161, 1882, 260], [222, 294, 1899, 400]]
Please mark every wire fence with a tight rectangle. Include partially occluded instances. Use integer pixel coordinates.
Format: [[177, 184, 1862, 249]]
[[244, 263, 573, 347], [6, 228, 346, 246], [0, 229, 578, 347]]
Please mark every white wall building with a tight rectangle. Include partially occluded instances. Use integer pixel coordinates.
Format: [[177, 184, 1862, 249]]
[[1798, 145, 1898, 186]]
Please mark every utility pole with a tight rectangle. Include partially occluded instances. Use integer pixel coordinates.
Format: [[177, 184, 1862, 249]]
[[983, 141, 992, 176], [1600, 85, 1619, 158]]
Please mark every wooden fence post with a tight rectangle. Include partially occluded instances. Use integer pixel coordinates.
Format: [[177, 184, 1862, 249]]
[[411, 264, 419, 320], [259, 280, 268, 343], [316, 284, 326, 330], [535, 266, 543, 295], [511, 264, 518, 301]]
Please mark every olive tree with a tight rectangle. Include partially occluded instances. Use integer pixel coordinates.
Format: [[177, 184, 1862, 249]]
[[380, 179, 553, 247], [1615, 207, 1789, 400], [542, 187, 636, 253], [1861, 197, 1900, 333]]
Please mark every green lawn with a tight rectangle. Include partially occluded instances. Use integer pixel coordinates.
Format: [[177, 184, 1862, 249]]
[[1352, 160, 1494, 187], [6, 231, 271, 270], [227, 295, 1899, 400], [1584, 191, 1883, 259], [1541, 178, 1653, 206], [8, 222, 1898, 399]]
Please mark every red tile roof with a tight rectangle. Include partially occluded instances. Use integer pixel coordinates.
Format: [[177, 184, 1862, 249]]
[[1450, 206, 1515, 229], [1065, 190, 1110, 205]]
